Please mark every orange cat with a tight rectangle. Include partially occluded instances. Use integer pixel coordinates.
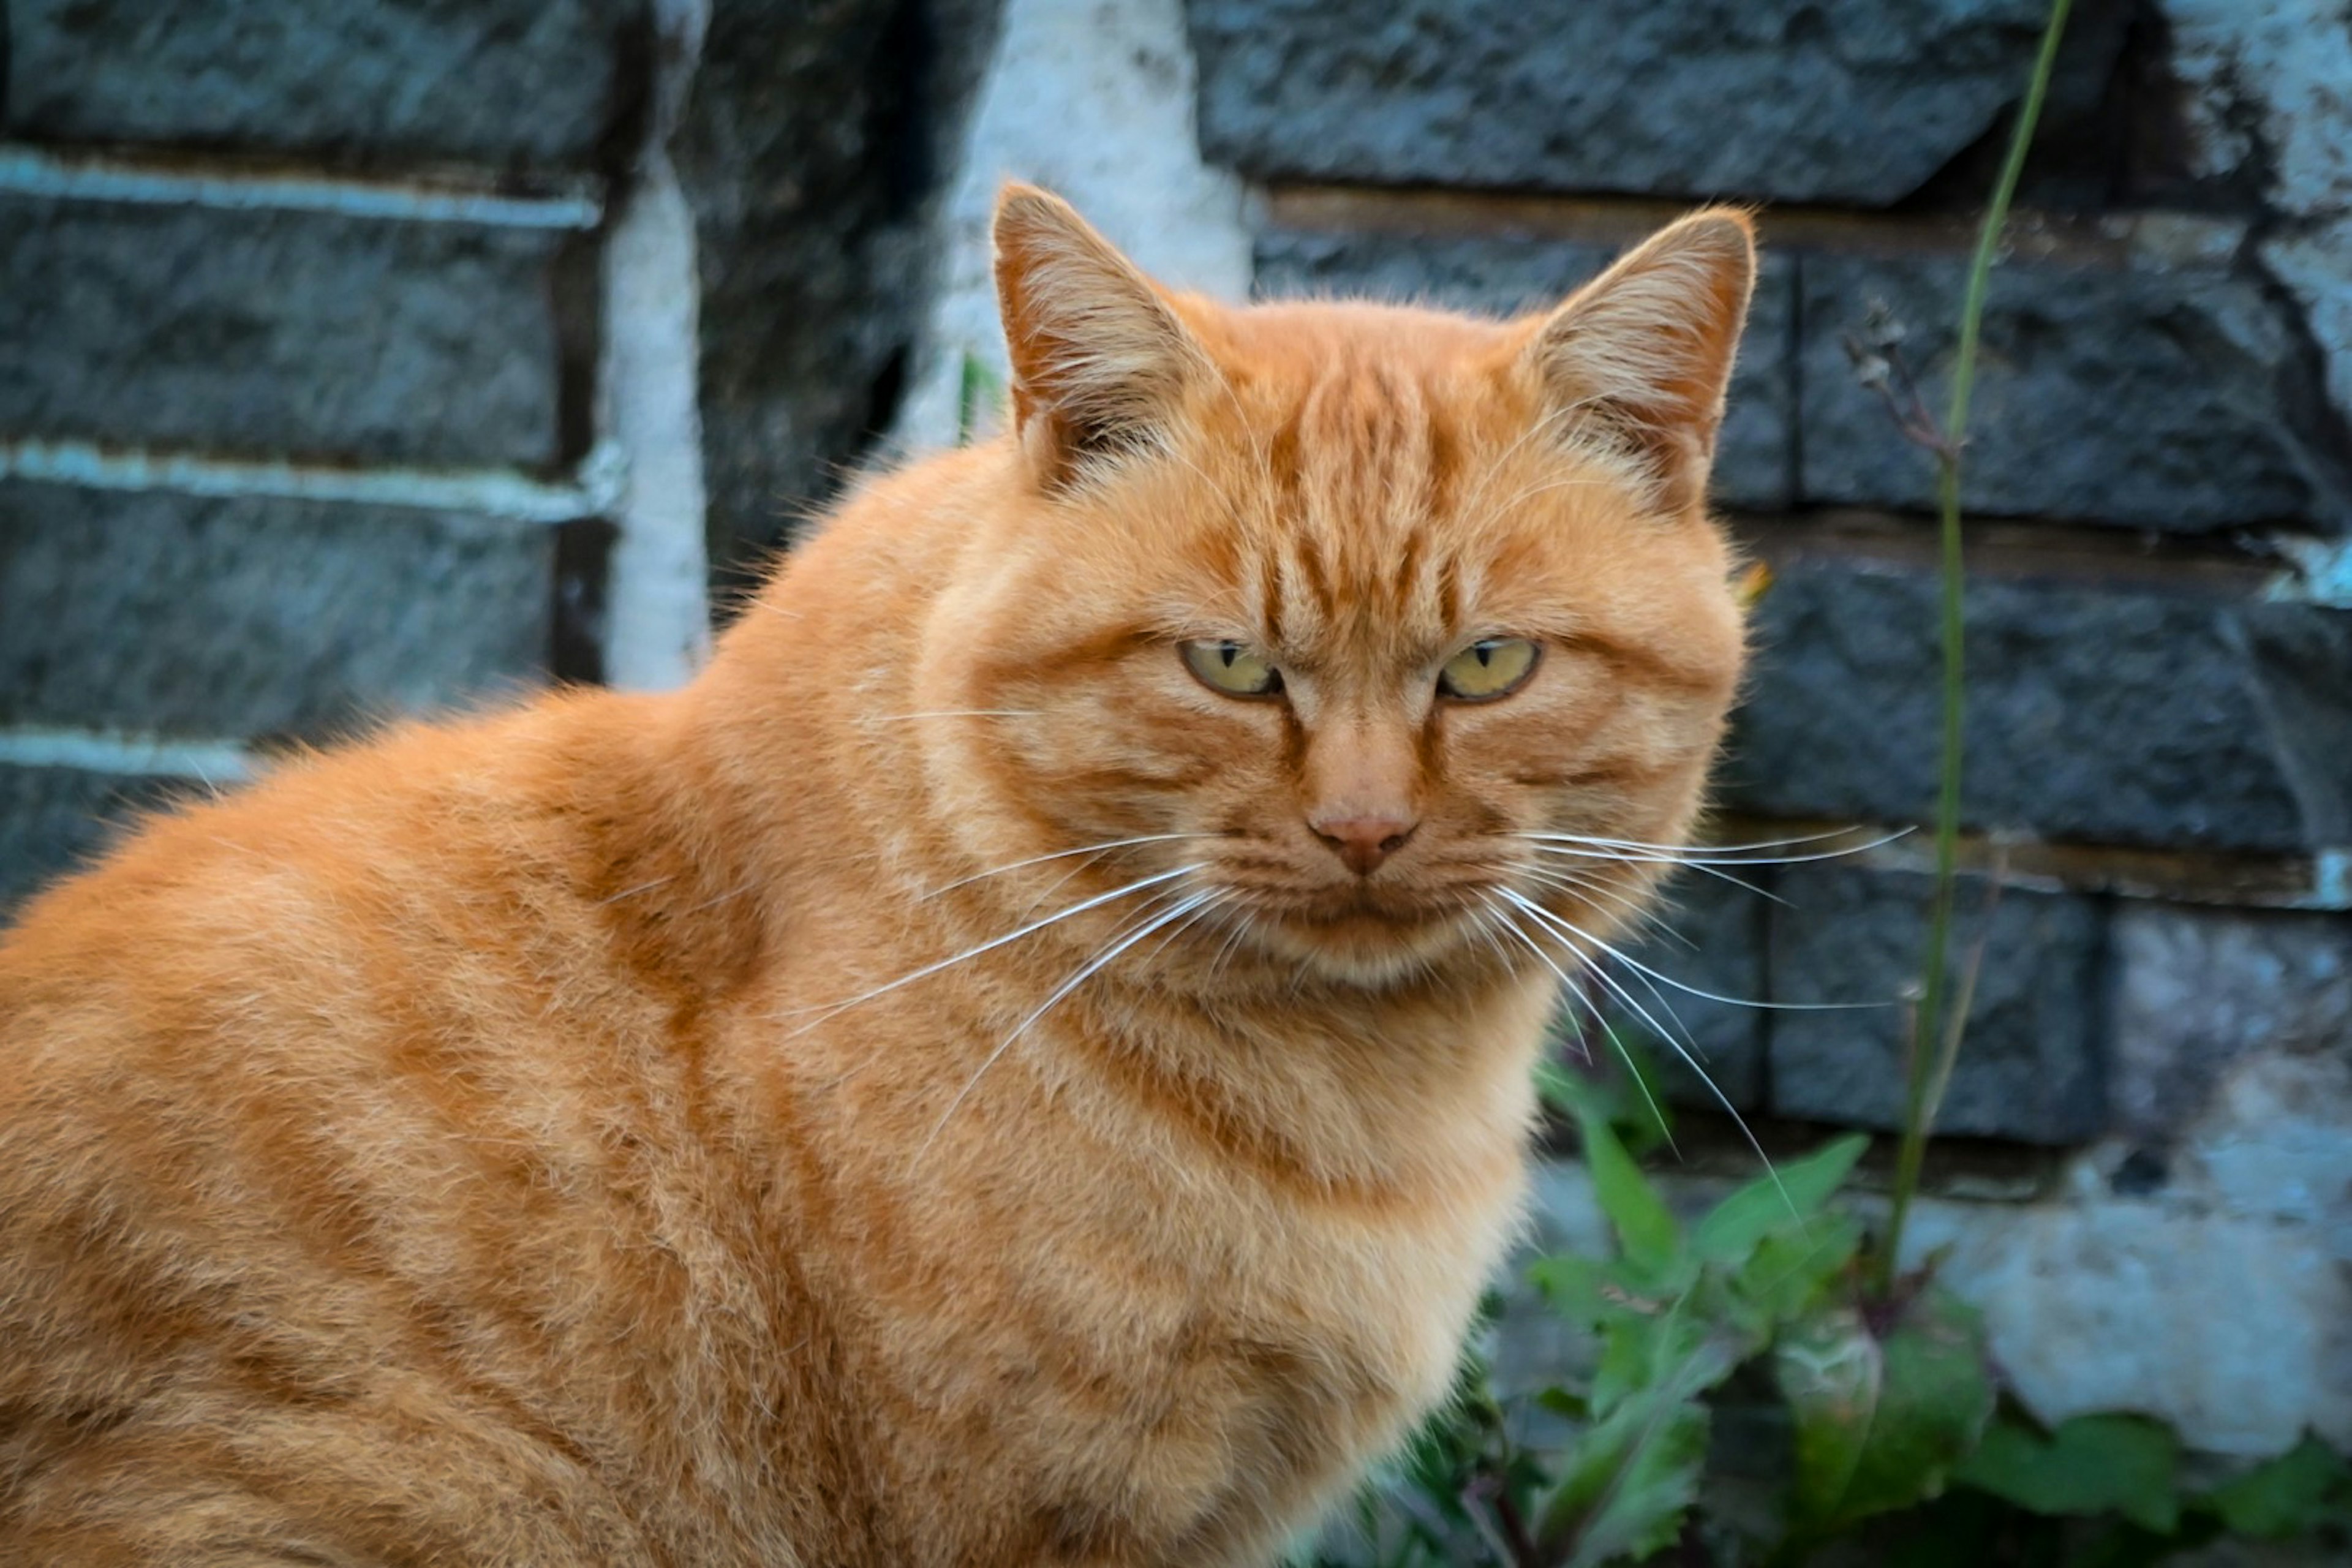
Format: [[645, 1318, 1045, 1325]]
[[0, 187, 1754, 1566]]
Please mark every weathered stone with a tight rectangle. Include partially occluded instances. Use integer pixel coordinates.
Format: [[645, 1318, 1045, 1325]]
[[1722, 557, 2352, 853], [0, 198, 565, 469], [1183, 0, 2127, 206], [1901, 1193, 2352, 1456], [1799, 250, 2351, 532], [1570, 867, 1771, 1114], [0, 767, 193, 921], [6, 0, 643, 168], [677, 0, 1004, 576], [2111, 904, 2352, 1142], [2157, 0, 2352, 216], [1767, 866, 2106, 1144], [1254, 229, 1795, 509], [0, 483, 553, 742]]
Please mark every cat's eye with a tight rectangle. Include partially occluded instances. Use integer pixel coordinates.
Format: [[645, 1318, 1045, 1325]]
[[1438, 638, 1539, 702], [1182, 639, 1283, 698]]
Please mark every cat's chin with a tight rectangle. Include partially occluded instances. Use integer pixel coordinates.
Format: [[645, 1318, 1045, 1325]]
[[1243, 895, 1497, 989]]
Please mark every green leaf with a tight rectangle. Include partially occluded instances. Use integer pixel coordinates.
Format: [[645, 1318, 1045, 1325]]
[[1528, 1252, 1621, 1326], [1534, 1349, 1728, 1568], [1738, 1213, 1863, 1326], [1777, 1302, 1880, 1524], [1579, 1112, 1680, 1276], [954, 352, 1003, 445], [1954, 1411, 2182, 1532], [1692, 1133, 1869, 1266], [2202, 1434, 2352, 1539], [1776, 1284, 1996, 1531]]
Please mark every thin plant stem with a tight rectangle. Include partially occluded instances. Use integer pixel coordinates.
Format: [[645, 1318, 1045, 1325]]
[[1876, 0, 2075, 1295]]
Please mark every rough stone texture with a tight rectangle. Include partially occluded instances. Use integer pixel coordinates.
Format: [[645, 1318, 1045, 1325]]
[[890, 0, 1253, 453], [0, 767, 195, 921], [677, 0, 1004, 579], [1578, 868, 1771, 1114], [0, 198, 565, 468], [2110, 904, 2352, 1142], [1183, 0, 2127, 206], [1254, 229, 1795, 510], [6, 0, 644, 169], [1722, 557, 2352, 853], [1902, 1190, 2352, 1456], [2155, 0, 2352, 428], [1767, 866, 2106, 1144], [1800, 249, 2351, 532], [0, 483, 553, 742]]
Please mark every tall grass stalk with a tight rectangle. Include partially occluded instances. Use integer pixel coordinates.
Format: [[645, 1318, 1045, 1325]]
[[1875, 0, 2075, 1295]]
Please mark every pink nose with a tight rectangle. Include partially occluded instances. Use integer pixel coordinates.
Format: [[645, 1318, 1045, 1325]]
[[1309, 814, 1419, 876]]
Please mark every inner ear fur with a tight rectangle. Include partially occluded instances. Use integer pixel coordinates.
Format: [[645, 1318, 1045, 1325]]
[[1523, 209, 1758, 516], [992, 183, 1204, 489]]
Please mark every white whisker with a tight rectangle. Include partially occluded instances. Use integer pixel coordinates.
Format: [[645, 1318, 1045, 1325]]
[[1514, 861, 1695, 946], [913, 889, 1218, 1165], [922, 832, 1212, 900], [1518, 826, 1912, 866], [1481, 893, 1676, 1151], [597, 875, 675, 906], [778, 863, 1204, 1035], [1525, 844, 1780, 903], [1513, 893, 1875, 1014], [1501, 889, 1794, 1213]]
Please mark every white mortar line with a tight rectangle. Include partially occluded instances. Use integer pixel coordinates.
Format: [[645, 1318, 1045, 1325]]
[[0, 728, 253, 785], [0, 437, 620, 524], [594, 0, 714, 690], [2264, 534, 2352, 608], [0, 144, 603, 228]]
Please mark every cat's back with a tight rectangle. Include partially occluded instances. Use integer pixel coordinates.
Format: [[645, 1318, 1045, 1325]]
[[0, 696, 821, 1566]]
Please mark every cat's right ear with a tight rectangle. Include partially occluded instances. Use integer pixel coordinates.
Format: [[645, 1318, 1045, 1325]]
[[993, 183, 1204, 489], [1521, 208, 1757, 518]]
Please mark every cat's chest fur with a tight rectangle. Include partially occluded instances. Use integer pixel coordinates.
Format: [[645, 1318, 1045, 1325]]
[[737, 933, 1551, 1565]]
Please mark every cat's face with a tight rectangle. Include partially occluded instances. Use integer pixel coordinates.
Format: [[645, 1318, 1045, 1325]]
[[921, 190, 1753, 987]]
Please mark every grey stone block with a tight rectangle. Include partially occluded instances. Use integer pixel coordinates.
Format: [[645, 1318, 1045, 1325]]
[[1184, 0, 2126, 206], [1721, 557, 2352, 853], [0, 482, 553, 742], [2111, 904, 2352, 1142], [6, 0, 643, 168], [0, 198, 565, 468], [1767, 867, 2106, 1144], [1799, 251, 2351, 532], [1552, 867, 1770, 1114], [677, 0, 1005, 573], [1254, 230, 1795, 509], [0, 767, 194, 922]]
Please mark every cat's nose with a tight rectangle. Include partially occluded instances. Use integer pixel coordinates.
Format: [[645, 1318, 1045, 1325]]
[[1309, 814, 1419, 876]]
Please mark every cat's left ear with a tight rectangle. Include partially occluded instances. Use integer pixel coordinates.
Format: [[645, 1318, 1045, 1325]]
[[1524, 209, 1757, 516], [993, 183, 1206, 489]]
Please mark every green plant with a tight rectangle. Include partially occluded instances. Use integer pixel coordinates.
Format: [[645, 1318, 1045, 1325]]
[[1306, 1063, 1992, 1567], [1873, 0, 2073, 1292], [1305, 1100, 2352, 1567]]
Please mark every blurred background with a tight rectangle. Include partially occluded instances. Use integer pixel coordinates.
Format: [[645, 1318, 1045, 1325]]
[[1, 0, 2346, 1510]]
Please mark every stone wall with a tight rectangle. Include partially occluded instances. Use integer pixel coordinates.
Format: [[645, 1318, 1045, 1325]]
[[0, 0, 997, 909]]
